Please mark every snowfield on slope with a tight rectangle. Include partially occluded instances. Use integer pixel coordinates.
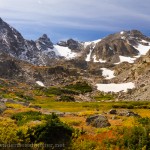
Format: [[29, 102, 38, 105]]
[[93, 55, 106, 63], [53, 45, 77, 59], [96, 82, 135, 93], [134, 43, 150, 55], [36, 81, 45, 87], [85, 49, 93, 61], [114, 42, 150, 64], [115, 56, 137, 64], [84, 39, 101, 47], [101, 68, 115, 79]]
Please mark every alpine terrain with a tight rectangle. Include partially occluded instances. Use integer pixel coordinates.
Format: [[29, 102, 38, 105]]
[[1, 17, 150, 150], [0, 17, 150, 101]]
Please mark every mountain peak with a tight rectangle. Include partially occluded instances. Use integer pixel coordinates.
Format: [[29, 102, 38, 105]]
[[41, 34, 48, 39], [36, 34, 54, 50], [38, 34, 52, 43], [0, 17, 5, 25]]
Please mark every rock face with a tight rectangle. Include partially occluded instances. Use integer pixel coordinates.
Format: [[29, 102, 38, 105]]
[[118, 110, 141, 117], [0, 18, 84, 65], [84, 30, 150, 63], [109, 109, 117, 114], [86, 115, 111, 128], [0, 18, 52, 66], [36, 34, 54, 50], [126, 111, 141, 117], [111, 49, 150, 100], [0, 102, 6, 114], [57, 39, 83, 52]]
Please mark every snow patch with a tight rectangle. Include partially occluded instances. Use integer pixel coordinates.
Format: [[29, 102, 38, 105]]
[[93, 55, 99, 62], [134, 43, 150, 55], [85, 49, 93, 61], [101, 68, 115, 79], [84, 39, 101, 47], [141, 39, 149, 44], [120, 31, 124, 35], [99, 59, 106, 63], [121, 36, 126, 40], [115, 56, 136, 64], [36, 81, 45, 87], [115, 40, 150, 64], [93, 55, 106, 63], [92, 39, 102, 44], [96, 82, 135, 93], [109, 47, 113, 51], [52, 45, 77, 59]]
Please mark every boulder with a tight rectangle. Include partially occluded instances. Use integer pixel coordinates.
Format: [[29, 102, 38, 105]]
[[126, 111, 141, 117], [86, 115, 111, 128], [0, 102, 6, 114], [109, 109, 117, 114], [118, 110, 141, 117]]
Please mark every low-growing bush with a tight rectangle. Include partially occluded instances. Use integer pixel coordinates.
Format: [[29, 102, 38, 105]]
[[59, 95, 75, 102], [103, 125, 150, 150], [65, 81, 92, 94], [18, 113, 73, 149], [138, 117, 150, 126], [11, 111, 51, 126], [112, 104, 134, 109], [15, 92, 34, 101]]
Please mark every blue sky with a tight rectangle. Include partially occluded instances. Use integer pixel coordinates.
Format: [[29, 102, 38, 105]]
[[0, 0, 150, 43]]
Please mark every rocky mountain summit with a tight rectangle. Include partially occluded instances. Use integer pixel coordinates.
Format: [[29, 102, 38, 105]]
[[1, 18, 150, 66], [57, 39, 83, 52], [0, 18, 53, 66], [83, 30, 150, 64]]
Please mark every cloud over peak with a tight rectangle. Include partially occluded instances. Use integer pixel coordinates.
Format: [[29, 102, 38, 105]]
[[0, 0, 150, 42]]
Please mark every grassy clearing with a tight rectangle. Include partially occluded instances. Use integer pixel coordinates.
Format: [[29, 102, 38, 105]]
[[94, 93, 115, 101], [32, 101, 113, 112], [32, 98, 150, 113]]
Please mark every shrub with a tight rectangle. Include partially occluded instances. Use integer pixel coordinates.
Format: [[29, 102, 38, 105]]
[[65, 81, 92, 94], [138, 117, 150, 126], [11, 111, 51, 126], [102, 125, 150, 150], [59, 95, 75, 102], [15, 92, 34, 101], [0, 117, 19, 144], [71, 139, 102, 150], [112, 104, 134, 109], [45, 87, 62, 96], [18, 113, 73, 149], [123, 126, 150, 150], [36, 87, 79, 97]]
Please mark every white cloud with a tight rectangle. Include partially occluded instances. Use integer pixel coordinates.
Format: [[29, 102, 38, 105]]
[[0, 0, 150, 41]]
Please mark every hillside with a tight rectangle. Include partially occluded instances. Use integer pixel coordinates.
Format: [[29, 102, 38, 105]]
[[0, 18, 150, 101], [0, 17, 150, 150]]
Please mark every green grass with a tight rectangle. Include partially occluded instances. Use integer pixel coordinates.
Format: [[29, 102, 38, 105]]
[[94, 94, 115, 101], [34, 86, 79, 97], [112, 101, 150, 109], [32, 98, 150, 113], [33, 101, 113, 112]]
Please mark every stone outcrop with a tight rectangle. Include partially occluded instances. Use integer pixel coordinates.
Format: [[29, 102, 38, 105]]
[[86, 115, 111, 128], [57, 39, 83, 52]]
